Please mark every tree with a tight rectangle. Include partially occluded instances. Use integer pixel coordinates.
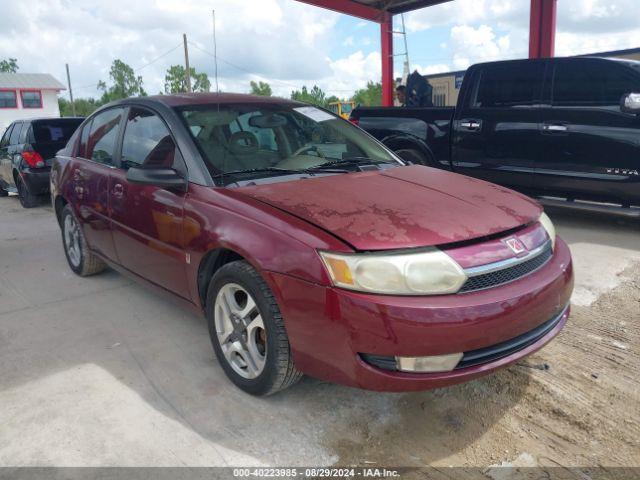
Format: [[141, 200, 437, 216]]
[[325, 95, 340, 105], [164, 65, 211, 94], [352, 81, 382, 107], [58, 97, 103, 117], [250, 81, 272, 97], [0, 58, 18, 73], [290, 85, 326, 107], [98, 59, 146, 103]]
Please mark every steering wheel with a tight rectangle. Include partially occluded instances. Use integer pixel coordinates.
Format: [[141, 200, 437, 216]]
[[292, 145, 325, 158]]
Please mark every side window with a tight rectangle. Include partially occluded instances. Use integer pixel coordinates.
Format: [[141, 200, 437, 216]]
[[121, 108, 176, 169], [19, 123, 30, 144], [472, 62, 544, 108], [0, 125, 13, 148], [229, 111, 277, 151], [9, 122, 22, 145], [87, 108, 123, 165], [552, 60, 640, 107]]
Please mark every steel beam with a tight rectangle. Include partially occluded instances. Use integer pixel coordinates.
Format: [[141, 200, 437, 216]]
[[529, 0, 557, 58]]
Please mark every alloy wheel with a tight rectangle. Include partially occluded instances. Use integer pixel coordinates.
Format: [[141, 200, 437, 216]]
[[64, 214, 82, 268], [214, 283, 267, 379]]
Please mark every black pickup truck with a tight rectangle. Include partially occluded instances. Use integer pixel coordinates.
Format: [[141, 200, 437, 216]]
[[351, 57, 640, 217]]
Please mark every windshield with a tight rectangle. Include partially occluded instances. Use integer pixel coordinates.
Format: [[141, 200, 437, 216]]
[[32, 119, 83, 144], [178, 103, 400, 182]]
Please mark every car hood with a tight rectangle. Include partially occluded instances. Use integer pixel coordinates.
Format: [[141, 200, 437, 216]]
[[236, 165, 542, 251]]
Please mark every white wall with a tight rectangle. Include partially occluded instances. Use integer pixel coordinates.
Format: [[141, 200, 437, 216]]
[[0, 90, 61, 137]]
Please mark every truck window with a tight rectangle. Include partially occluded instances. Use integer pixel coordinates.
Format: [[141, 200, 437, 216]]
[[552, 59, 640, 107], [471, 62, 544, 108]]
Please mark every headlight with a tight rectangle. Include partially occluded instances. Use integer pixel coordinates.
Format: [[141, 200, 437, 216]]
[[319, 249, 467, 295], [538, 212, 556, 250]]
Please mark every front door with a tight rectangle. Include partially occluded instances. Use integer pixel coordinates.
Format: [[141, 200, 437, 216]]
[[71, 108, 125, 262], [535, 58, 640, 205], [452, 60, 546, 194], [109, 107, 190, 298]]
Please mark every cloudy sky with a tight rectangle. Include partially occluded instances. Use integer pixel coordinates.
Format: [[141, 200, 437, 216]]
[[1, 0, 639, 100]]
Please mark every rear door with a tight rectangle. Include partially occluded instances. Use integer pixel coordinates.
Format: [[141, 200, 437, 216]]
[[535, 58, 640, 205], [109, 106, 190, 298], [452, 60, 546, 193], [70, 108, 124, 262]]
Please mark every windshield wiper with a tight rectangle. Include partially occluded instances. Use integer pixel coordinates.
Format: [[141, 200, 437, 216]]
[[309, 157, 395, 170], [212, 167, 304, 179]]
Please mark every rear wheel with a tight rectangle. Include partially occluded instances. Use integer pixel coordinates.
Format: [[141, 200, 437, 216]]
[[61, 204, 106, 276], [206, 260, 302, 396], [16, 175, 40, 208], [395, 148, 433, 167]]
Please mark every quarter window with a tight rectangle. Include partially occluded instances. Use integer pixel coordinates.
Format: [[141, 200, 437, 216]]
[[9, 123, 22, 145], [21, 91, 42, 108], [552, 60, 640, 107], [0, 91, 17, 108], [87, 108, 123, 165], [120, 108, 176, 169], [472, 62, 544, 108], [0, 125, 13, 147]]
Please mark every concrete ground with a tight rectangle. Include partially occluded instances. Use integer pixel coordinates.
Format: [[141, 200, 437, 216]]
[[0, 195, 638, 467]]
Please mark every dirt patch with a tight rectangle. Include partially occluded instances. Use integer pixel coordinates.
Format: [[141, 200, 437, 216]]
[[325, 264, 640, 467]]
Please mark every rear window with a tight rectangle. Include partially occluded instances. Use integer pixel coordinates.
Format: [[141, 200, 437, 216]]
[[32, 120, 83, 144], [472, 62, 544, 108]]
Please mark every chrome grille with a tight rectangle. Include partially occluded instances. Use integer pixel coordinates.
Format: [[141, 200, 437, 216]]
[[459, 241, 553, 293]]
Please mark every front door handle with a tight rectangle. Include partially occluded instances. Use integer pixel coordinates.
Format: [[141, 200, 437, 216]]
[[542, 123, 569, 133], [459, 119, 482, 132]]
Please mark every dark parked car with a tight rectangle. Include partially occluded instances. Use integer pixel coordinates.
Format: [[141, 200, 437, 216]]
[[351, 56, 640, 217], [50, 94, 573, 395], [0, 117, 84, 207]]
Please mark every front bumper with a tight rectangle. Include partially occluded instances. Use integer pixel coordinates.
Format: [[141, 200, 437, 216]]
[[20, 167, 51, 195], [267, 237, 573, 391]]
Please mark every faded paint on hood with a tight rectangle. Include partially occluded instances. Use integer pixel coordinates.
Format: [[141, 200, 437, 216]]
[[236, 165, 542, 251]]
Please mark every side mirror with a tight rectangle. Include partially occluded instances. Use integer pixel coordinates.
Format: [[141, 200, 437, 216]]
[[620, 93, 640, 114], [126, 167, 188, 192]]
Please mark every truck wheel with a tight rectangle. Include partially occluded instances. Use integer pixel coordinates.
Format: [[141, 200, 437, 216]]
[[61, 204, 106, 276], [395, 148, 433, 167], [206, 260, 302, 396], [16, 176, 40, 208]]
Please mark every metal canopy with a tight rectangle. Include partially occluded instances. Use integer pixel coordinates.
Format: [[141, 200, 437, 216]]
[[296, 0, 451, 22]]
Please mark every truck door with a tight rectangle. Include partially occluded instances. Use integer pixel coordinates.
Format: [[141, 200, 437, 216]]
[[452, 60, 546, 194], [535, 58, 640, 206]]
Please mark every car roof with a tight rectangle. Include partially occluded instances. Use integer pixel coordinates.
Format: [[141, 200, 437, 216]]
[[117, 92, 306, 109]]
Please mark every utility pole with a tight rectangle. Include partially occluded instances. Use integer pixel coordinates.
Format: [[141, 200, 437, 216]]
[[183, 33, 192, 93], [65, 63, 76, 116]]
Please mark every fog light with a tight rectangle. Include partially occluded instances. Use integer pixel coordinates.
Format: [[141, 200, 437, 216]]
[[396, 353, 463, 373]]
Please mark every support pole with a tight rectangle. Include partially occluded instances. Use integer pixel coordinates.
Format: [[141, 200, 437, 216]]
[[183, 33, 192, 93], [529, 0, 557, 58], [65, 63, 76, 117], [380, 12, 394, 107]]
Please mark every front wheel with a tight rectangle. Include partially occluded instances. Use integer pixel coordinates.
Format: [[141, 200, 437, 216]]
[[206, 261, 302, 396], [395, 148, 433, 167], [61, 204, 106, 276]]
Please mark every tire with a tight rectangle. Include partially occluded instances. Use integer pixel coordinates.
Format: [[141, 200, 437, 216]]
[[16, 175, 41, 208], [395, 148, 433, 167], [60, 204, 106, 276], [206, 260, 302, 396], [0, 187, 7, 197]]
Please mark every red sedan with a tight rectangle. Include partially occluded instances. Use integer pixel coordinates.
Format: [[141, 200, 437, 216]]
[[50, 94, 573, 395]]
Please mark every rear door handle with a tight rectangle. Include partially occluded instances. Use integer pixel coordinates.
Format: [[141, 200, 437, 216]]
[[459, 119, 482, 132], [542, 123, 569, 133]]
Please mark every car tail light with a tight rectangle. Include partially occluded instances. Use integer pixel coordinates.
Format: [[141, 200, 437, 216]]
[[21, 151, 45, 168], [349, 117, 359, 126]]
